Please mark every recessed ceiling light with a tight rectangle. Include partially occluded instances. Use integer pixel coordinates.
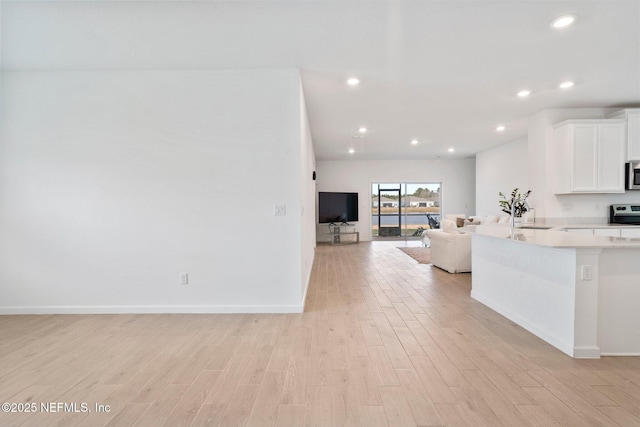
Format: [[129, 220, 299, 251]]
[[517, 90, 531, 98], [448, 147, 455, 153], [496, 125, 506, 132], [559, 81, 574, 89], [348, 148, 355, 154], [411, 139, 419, 145], [347, 77, 360, 86], [358, 127, 367, 133], [551, 14, 577, 28]]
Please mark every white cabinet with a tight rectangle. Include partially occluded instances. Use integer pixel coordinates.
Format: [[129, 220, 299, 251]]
[[608, 109, 640, 161], [593, 229, 621, 237], [621, 228, 640, 238], [553, 120, 625, 194], [565, 229, 594, 234]]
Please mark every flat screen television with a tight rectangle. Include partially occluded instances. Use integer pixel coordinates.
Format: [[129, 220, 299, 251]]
[[318, 192, 359, 224]]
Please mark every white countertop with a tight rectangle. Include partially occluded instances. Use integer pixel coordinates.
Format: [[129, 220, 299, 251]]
[[471, 225, 640, 249]]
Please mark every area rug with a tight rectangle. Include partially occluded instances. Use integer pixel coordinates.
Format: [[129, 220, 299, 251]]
[[397, 246, 431, 264]]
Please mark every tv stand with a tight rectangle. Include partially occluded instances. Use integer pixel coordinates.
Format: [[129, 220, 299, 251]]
[[328, 224, 359, 245]]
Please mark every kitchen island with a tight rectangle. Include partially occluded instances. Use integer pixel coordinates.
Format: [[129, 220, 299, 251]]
[[471, 225, 640, 358]]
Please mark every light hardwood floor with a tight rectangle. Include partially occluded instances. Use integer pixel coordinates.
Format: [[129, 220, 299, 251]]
[[1, 241, 640, 426]]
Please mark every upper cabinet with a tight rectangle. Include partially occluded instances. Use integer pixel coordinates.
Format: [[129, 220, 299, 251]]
[[553, 119, 625, 194], [608, 109, 640, 161]]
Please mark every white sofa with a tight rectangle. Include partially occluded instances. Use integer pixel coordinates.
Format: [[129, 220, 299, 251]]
[[423, 213, 474, 247], [422, 214, 509, 260], [425, 219, 472, 273]]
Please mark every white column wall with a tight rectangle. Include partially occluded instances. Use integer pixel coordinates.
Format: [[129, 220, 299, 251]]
[[475, 138, 528, 216], [0, 69, 308, 313]]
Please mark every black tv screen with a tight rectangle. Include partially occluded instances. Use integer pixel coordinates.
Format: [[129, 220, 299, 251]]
[[318, 192, 359, 224]]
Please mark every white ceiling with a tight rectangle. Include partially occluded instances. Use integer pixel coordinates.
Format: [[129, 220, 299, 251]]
[[2, 1, 639, 160]]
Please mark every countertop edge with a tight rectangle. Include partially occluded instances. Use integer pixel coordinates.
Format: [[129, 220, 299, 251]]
[[469, 225, 640, 249]]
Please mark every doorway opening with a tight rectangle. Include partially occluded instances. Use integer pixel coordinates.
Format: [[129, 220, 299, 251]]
[[371, 182, 441, 240]]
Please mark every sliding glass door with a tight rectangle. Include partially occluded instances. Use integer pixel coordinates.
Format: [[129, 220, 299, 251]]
[[375, 185, 402, 237], [372, 182, 441, 239]]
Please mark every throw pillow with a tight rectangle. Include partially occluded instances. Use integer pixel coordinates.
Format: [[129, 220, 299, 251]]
[[485, 215, 499, 224], [441, 219, 459, 234], [456, 217, 465, 228]]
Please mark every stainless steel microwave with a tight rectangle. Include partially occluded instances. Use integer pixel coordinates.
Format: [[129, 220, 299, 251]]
[[626, 162, 640, 190]]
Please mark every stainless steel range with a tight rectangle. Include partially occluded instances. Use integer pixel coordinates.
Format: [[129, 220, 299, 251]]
[[610, 204, 640, 225]]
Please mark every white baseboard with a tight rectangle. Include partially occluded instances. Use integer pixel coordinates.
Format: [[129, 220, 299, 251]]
[[573, 346, 601, 359], [0, 251, 318, 315], [300, 249, 315, 312], [0, 304, 304, 315], [600, 352, 640, 356]]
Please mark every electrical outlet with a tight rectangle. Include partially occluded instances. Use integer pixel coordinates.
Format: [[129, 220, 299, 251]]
[[274, 204, 286, 216], [581, 265, 593, 281], [180, 272, 188, 285]]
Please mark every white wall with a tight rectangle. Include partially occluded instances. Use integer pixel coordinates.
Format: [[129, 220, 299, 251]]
[[299, 81, 316, 303], [316, 158, 476, 241], [0, 69, 312, 313], [476, 138, 528, 216]]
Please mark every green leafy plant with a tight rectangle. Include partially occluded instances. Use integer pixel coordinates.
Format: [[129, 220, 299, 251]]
[[499, 188, 531, 217]]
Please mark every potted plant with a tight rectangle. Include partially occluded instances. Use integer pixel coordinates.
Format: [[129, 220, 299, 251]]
[[499, 188, 531, 227]]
